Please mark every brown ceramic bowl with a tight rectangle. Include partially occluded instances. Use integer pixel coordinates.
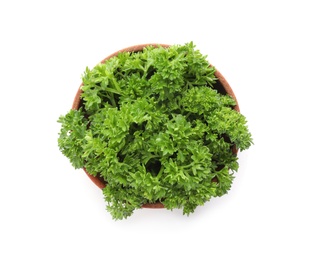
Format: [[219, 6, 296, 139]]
[[72, 44, 239, 209]]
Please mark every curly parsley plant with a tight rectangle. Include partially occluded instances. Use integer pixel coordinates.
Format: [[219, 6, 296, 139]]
[[58, 42, 253, 220]]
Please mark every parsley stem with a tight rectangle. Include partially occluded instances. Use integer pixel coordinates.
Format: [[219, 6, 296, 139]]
[[156, 164, 165, 179], [109, 92, 116, 107]]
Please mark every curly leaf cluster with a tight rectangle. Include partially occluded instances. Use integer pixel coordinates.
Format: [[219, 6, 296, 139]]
[[58, 42, 253, 220]]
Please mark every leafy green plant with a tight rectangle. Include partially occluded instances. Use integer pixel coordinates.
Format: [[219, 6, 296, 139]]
[[58, 42, 253, 220]]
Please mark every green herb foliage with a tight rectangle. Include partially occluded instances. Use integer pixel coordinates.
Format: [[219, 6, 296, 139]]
[[58, 42, 253, 220]]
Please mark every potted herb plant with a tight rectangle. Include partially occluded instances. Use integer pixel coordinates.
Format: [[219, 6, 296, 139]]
[[57, 42, 253, 220]]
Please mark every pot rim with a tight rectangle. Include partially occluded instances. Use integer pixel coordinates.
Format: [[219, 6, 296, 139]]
[[72, 43, 240, 209]]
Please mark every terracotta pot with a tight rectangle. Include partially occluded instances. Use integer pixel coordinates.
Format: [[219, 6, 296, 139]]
[[72, 43, 239, 209]]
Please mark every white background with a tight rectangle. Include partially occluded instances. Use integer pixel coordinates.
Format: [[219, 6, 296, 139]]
[[1, 0, 315, 259]]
